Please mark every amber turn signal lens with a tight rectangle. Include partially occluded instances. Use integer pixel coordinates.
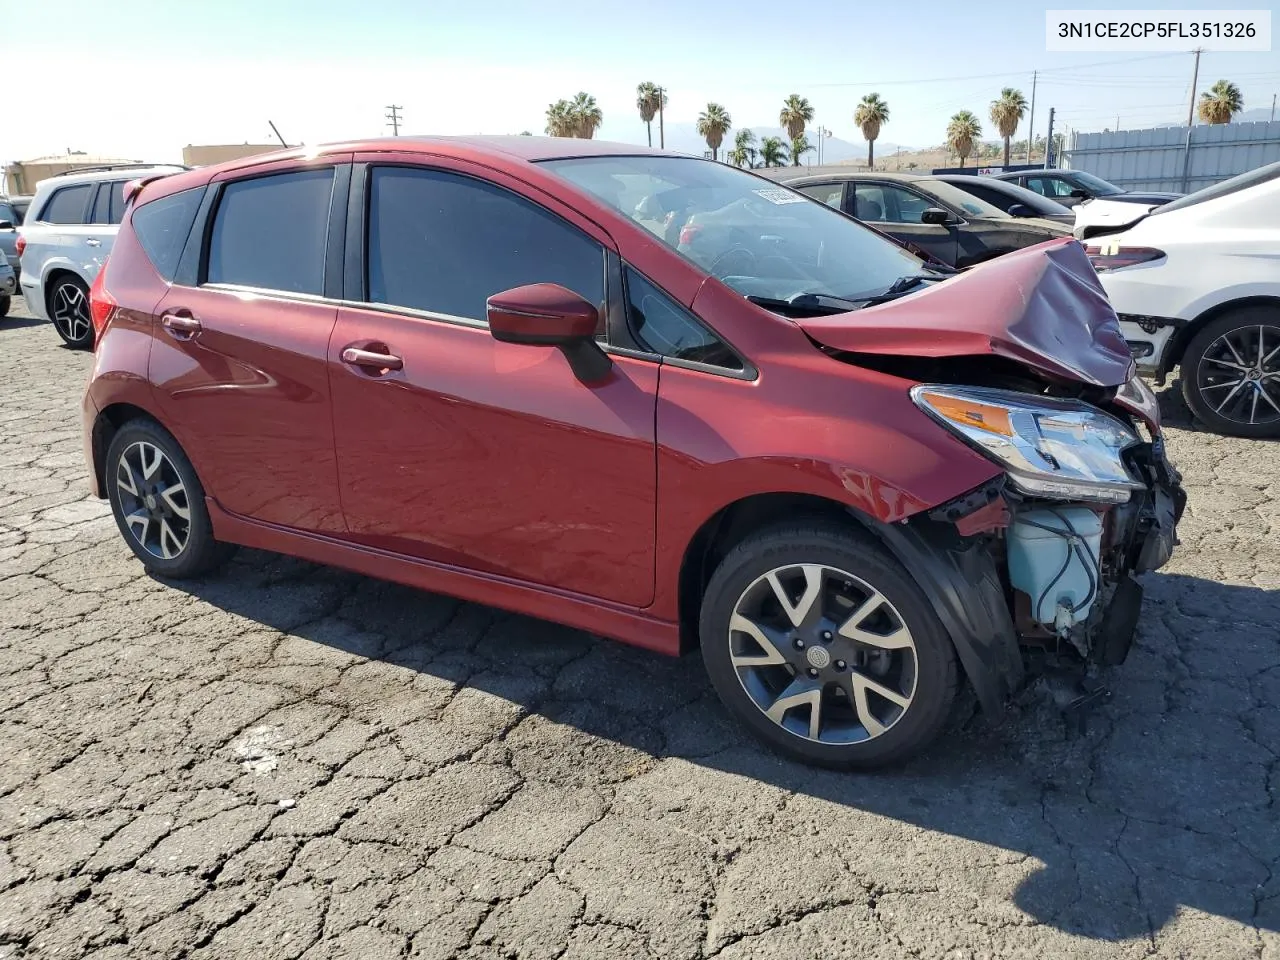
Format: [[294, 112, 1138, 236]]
[[918, 390, 1015, 437]]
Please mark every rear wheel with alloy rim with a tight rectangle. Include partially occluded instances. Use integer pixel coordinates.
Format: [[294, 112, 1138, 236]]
[[48, 276, 93, 348], [699, 524, 958, 768], [1182, 307, 1280, 438], [105, 419, 234, 578]]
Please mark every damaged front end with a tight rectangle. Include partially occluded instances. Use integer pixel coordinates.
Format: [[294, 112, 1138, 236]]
[[878, 374, 1185, 716], [798, 238, 1186, 713]]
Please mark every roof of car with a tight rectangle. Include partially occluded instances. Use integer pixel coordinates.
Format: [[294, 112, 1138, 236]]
[[201, 136, 677, 175], [994, 169, 1070, 179], [32, 165, 188, 194], [766, 167, 932, 184]]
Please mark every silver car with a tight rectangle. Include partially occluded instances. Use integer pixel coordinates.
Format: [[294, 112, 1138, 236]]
[[18, 165, 185, 347]]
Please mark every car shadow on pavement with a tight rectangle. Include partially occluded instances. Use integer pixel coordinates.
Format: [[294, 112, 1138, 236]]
[[0, 316, 47, 331], [168, 553, 1280, 946]]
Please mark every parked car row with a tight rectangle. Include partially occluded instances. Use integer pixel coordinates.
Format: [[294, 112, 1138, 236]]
[[76, 136, 1186, 769]]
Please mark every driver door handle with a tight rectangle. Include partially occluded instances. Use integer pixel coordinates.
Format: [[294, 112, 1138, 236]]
[[341, 347, 403, 372]]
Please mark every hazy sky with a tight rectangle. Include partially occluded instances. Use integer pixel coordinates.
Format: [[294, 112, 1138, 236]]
[[7, 0, 1279, 164]]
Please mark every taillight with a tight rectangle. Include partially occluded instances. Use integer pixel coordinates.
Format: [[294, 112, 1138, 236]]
[[1084, 245, 1165, 272], [679, 223, 702, 245], [88, 264, 118, 347], [14, 234, 24, 258]]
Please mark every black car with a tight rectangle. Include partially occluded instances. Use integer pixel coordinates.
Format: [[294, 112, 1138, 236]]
[[934, 174, 1074, 224], [994, 169, 1179, 209], [779, 171, 1070, 269]]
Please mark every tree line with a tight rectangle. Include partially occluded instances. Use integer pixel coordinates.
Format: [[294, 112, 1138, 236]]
[[541, 78, 1248, 169]]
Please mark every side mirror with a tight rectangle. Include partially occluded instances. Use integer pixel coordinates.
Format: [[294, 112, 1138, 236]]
[[1006, 203, 1034, 218], [920, 207, 954, 225], [0, 221, 12, 231], [1069, 188, 1089, 199], [487, 283, 612, 383]]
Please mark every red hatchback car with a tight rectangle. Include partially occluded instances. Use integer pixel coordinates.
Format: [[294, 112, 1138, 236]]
[[84, 137, 1184, 767]]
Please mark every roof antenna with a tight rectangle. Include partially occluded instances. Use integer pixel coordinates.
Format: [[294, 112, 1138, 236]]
[[268, 121, 289, 148]]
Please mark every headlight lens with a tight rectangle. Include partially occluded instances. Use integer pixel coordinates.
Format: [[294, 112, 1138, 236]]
[[912, 384, 1144, 503]]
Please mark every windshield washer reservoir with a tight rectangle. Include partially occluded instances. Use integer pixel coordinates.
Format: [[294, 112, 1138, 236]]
[[1008, 507, 1103, 631]]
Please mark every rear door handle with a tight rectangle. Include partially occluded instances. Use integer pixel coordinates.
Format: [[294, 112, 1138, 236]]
[[85, 238, 101, 247], [341, 347, 403, 372], [161, 313, 202, 339]]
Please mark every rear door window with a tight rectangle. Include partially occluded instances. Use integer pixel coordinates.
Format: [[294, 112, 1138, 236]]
[[365, 166, 605, 322], [88, 181, 127, 225], [206, 168, 334, 295], [132, 187, 205, 282], [40, 184, 94, 224]]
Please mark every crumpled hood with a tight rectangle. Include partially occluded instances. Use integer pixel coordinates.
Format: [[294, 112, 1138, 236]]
[[798, 238, 1135, 388]]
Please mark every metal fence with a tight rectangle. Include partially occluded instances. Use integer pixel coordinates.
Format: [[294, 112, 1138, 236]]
[[1063, 120, 1280, 193]]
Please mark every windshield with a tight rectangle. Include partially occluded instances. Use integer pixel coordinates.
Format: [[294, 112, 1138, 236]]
[[1070, 171, 1123, 196], [1152, 160, 1280, 216], [541, 156, 924, 303]]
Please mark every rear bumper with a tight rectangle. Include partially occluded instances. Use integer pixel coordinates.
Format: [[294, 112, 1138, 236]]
[[18, 273, 44, 318], [83, 390, 103, 499]]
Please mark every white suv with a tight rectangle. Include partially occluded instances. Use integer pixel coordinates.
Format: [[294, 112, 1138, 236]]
[[18, 164, 186, 347]]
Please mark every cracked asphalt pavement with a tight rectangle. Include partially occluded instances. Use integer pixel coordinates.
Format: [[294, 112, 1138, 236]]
[[2, 296, 1279, 959]]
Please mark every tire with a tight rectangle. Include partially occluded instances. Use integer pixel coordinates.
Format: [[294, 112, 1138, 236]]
[[1180, 306, 1280, 439], [105, 418, 235, 578], [699, 523, 959, 769], [47, 275, 93, 349], [0, 294, 9, 318]]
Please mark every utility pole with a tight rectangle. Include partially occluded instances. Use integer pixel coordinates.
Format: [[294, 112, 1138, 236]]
[[1025, 70, 1037, 164], [1186, 48, 1202, 127], [657, 87, 665, 149], [1271, 93, 1276, 122], [1044, 107, 1055, 168], [385, 105, 403, 136]]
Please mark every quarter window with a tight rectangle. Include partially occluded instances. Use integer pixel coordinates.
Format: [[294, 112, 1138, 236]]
[[366, 166, 605, 322], [40, 184, 93, 224], [132, 187, 204, 282], [206, 168, 334, 295], [625, 267, 741, 371]]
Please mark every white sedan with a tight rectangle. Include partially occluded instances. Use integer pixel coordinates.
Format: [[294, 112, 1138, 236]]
[[1082, 161, 1280, 438]]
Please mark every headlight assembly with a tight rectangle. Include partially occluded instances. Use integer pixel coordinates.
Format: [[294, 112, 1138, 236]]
[[912, 384, 1144, 503]]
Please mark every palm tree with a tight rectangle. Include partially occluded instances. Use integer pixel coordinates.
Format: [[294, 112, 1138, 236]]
[[636, 82, 666, 147], [759, 136, 788, 168], [946, 110, 982, 168], [545, 100, 573, 137], [989, 87, 1028, 168], [779, 94, 815, 141], [854, 93, 890, 170], [729, 129, 757, 168], [569, 92, 603, 139], [790, 134, 813, 167], [697, 103, 732, 161], [1198, 79, 1244, 124]]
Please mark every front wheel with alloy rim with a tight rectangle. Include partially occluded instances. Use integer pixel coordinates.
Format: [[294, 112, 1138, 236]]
[[48, 275, 93, 348], [105, 419, 235, 578], [699, 524, 959, 769], [1181, 307, 1280, 438]]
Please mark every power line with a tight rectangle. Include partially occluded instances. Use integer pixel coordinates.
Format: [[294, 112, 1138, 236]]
[[805, 52, 1186, 89]]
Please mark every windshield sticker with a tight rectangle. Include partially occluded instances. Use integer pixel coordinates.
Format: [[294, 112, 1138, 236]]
[[753, 187, 806, 205]]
